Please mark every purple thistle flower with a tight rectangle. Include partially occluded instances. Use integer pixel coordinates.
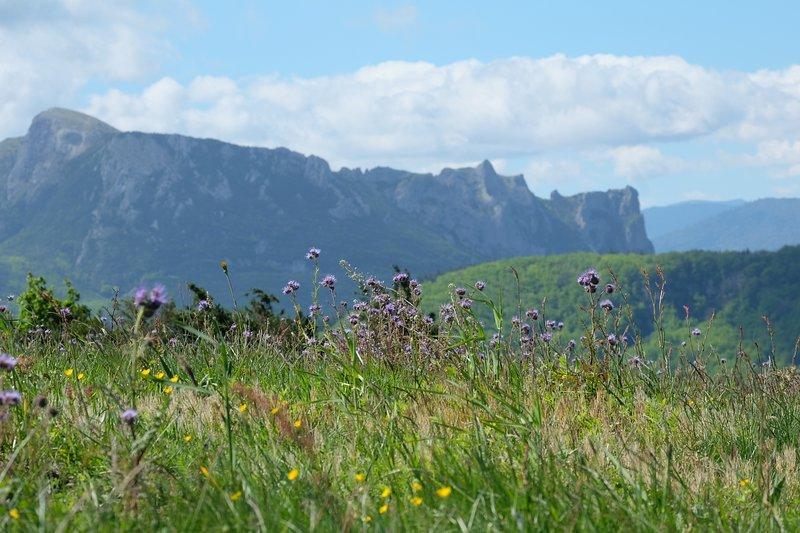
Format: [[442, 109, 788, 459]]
[[320, 275, 336, 290], [607, 333, 618, 346], [59, 307, 71, 318], [474, 281, 486, 291], [168, 337, 178, 348], [567, 339, 577, 350], [454, 287, 467, 298], [526, 308, 539, 320], [605, 283, 615, 294], [365, 276, 383, 290], [133, 287, 148, 307], [308, 304, 321, 316], [0, 354, 17, 371], [306, 247, 321, 260], [243, 330, 254, 339], [599, 299, 614, 311], [440, 303, 455, 323], [521, 323, 531, 335], [197, 299, 211, 312], [121, 408, 138, 424], [540, 332, 553, 343], [282, 280, 301, 295], [511, 316, 521, 327], [691, 327, 702, 337], [459, 298, 473, 310], [150, 284, 168, 307], [0, 390, 21, 406], [546, 320, 557, 330], [409, 279, 419, 288], [348, 313, 359, 326], [557, 321, 564, 330], [392, 272, 409, 284], [577, 268, 600, 287]]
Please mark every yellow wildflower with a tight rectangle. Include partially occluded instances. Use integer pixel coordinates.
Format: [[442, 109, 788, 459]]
[[230, 491, 242, 501], [64, 368, 74, 377], [380, 487, 392, 499], [362, 516, 372, 523], [183, 435, 192, 442], [410, 496, 423, 506], [200, 466, 209, 477], [287, 468, 299, 481], [9, 508, 20, 520], [436, 486, 452, 498], [293, 419, 302, 429], [238, 403, 248, 413], [164, 386, 173, 394], [739, 478, 751, 488], [270, 406, 280, 415], [411, 481, 422, 492], [155, 371, 165, 380], [355, 473, 366, 483], [141, 368, 151, 377], [77, 373, 85, 381], [379, 503, 389, 514], [169, 375, 179, 383]]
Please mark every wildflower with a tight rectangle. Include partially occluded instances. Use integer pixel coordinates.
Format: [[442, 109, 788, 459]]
[[545, 320, 557, 330], [230, 491, 242, 501], [282, 280, 301, 295], [577, 268, 600, 288], [355, 473, 366, 483], [392, 272, 409, 284], [121, 408, 138, 424], [59, 307, 71, 318], [197, 299, 211, 311], [362, 516, 372, 523], [164, 386, 173, 394], [567, 339, 577, 350], [306, 247, 321, 260], [308, 304, 321, 316], [381, 487, 392, 499], [0, 390, 21, 406], [0, 353, 17, 371], [64, 368, 74, 377], [168, 337, 178, 347], [77, 372, 85, 381], [220, 260, 229, 273], [691, 327, 702, 336], [293, 419, 302, 429], [607, 333, 618, 346], [459, 298, 473, 310], [411, 481, 422, 492], [474, 280, 486, 291], [605, 283, 615, 294], [540, 332, 553, 343], [238, 403, 248, 413], [410, 496, 423, 506], [739, 478, 751, 488], [9, 509, 20, 520], [287, 468, 299, 481], [155, 371, 165, 380], [134, 283, 168, 311], [140, 368, 151, 377], [526, 308, 539, 320], [200, 466, 209, 477], [270, 406, 280, 415], [183, 435, 192, 442], [599, 299, 614, 311], [436, 486, 452, 498], [454, 287, 466, 298], [320, 275, 336, 290], [379, 503, 389, 514], [348, 313, 359, 326], [169, 375, 179, 383]]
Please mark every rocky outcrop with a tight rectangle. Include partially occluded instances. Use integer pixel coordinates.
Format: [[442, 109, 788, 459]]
[[0, 108, 653, 302]]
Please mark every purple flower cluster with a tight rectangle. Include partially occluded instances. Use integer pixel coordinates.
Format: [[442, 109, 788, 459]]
[[308, 304, 321, 316], [197, 299, 211, 312], [474, 281, 486, 291], [392, 272, 409, 285], [0, 353, 17, 371], [599, 299, 614, 311], [320, 275, 336, 290], [577, 268, 601, 293], [526, 308, 539, 321], [121, 408, 138, 424], [306, 247, 321, 260], [691, 327, 702, 337], [134, 284, 168, 311], [282, 280, 301, 295], [0, 390, 21, 406]]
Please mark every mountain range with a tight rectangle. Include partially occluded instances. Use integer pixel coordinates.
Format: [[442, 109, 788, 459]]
[[0, 108, 652, 305], [643, 198, 800, 252]]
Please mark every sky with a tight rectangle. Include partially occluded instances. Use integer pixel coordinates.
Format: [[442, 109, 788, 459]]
[[2, 1, 800, 206]]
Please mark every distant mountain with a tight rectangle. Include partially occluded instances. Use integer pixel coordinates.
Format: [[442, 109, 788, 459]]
[[643, 199, 746, 240], [644, 199, 800, 252], [0, 108, 652, 304]]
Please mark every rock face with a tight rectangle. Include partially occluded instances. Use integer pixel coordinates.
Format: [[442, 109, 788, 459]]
[[0, 108, 653, 303]]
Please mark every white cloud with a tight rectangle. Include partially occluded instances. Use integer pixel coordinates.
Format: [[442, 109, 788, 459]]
[[747, 139, 800, 177], [0, 0, 178, 138], [76, 55, 800, 177], [608, 145, 683, 179]]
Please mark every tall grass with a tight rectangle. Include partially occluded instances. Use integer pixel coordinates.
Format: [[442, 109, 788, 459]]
[[0, 259, 798, 531]]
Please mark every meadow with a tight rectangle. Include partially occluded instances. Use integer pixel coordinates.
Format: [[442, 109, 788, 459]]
[[1, 252, 799, 531]]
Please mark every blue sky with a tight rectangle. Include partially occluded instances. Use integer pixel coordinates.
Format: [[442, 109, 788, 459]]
[[2, 1, 800, 206]]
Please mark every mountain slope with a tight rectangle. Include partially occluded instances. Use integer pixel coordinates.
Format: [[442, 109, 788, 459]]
[[652, 199, 800, 252], [643, 199, 746, 240], [422, 246, 800, 362], [0, 108, 653, 304]]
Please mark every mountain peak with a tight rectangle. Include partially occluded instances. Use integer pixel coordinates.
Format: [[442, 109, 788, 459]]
[[29, 108, 117, 136], [476, 159, 496, 176]]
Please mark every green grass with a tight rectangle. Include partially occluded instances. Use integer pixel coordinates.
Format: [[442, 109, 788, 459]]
[[1, 264, 800, 531]]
